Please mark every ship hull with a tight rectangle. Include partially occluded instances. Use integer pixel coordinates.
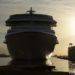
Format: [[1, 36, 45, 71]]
[[6, 32, 57, 60]]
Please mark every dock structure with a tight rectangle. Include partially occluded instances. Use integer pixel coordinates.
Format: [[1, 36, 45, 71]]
[[68, 46, 75, 61], [0, 65, 69, 75]]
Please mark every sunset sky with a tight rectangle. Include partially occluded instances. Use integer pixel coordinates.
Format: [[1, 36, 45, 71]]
[[0, 0, 75, 55]]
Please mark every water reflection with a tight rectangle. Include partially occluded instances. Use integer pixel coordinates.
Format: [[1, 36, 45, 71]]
[[1, 57, 75, 73], [46, 57, 75, 74], [46, 57, 69, 72], [46, 59, 53, 66]]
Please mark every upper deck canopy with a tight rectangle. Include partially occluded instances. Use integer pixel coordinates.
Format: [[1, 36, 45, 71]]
[[6, 8, 57, 27]]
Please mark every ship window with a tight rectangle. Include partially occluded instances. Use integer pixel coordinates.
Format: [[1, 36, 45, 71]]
[[6, 21, 56, 27]]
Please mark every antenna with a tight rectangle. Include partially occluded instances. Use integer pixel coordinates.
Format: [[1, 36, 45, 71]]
[[27, 7, 35, 14], [69, 43, 73, 47]]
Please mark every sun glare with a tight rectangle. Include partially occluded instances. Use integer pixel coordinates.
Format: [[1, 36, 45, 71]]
[[68, 17, 75, 36]]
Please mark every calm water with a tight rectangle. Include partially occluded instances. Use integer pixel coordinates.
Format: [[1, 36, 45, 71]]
[[0, 57, 75, 74]]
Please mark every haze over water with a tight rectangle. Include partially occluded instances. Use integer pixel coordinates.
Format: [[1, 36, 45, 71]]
[[0, 0, 75, 56]]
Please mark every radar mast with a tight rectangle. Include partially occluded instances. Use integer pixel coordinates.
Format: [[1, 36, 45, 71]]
[[27, 7, 35, 14]]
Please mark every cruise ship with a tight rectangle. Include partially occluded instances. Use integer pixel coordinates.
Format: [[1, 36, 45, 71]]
[[5, 8, 58, 64]]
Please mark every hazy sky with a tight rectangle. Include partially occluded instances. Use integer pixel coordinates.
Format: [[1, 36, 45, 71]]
[[0, 0, 75, 55]]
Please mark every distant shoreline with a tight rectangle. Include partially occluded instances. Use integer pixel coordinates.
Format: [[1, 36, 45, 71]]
[[53, 55, 68, 60], [56, 56, 68, 60], [0, 54, 10, 57]]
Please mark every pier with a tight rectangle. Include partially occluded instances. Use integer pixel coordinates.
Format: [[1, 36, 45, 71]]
[[0, 65, 69, 75]]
